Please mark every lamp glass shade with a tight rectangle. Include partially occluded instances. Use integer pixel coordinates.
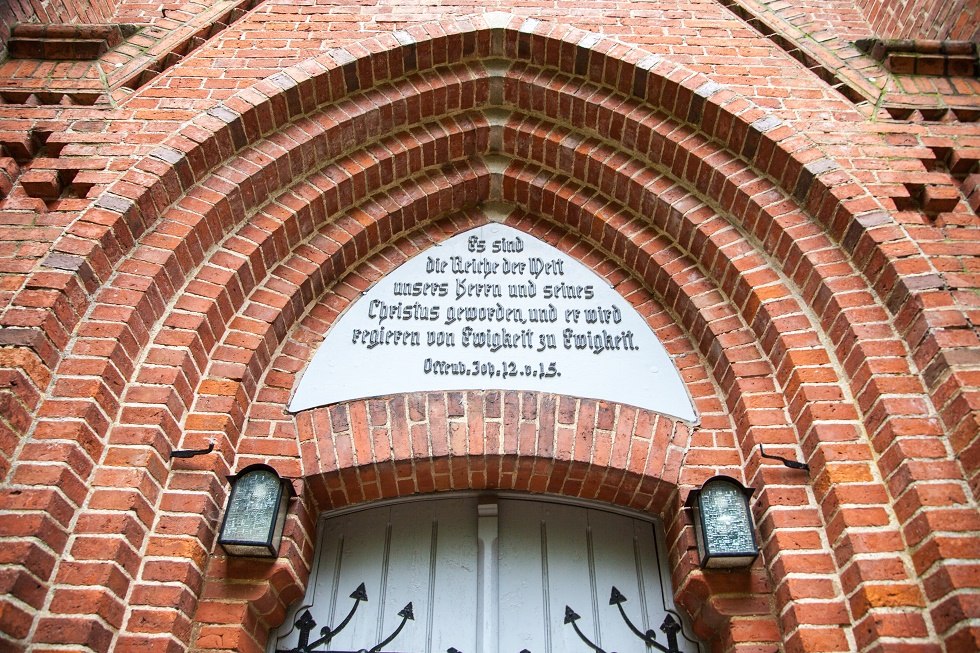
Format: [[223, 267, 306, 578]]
[[689, 476, 758, 568], [219, 467, 289, 557]]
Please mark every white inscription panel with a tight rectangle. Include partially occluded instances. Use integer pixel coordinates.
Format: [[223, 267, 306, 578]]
[[289, 224, 697, 422]]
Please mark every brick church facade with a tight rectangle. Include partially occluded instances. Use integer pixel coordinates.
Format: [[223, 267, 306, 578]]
[[0, 0, 978, 651]]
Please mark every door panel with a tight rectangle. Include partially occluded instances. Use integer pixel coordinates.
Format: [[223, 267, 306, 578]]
[[589, 511, 673, 650], [495, 500, 548, 652], [268, 496, 700, 653], [272, 497, 478, 653], [496, 499, 697, 653]]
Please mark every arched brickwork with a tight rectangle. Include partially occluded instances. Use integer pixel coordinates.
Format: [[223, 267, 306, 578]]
[[179, 209, 780, 653], [0, 14, 977, 653]]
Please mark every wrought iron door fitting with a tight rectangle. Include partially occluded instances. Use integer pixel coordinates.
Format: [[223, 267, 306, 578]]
[[281, 583, 682, 653], [278, 583, 414, 653], [564, 586, 682, 653]]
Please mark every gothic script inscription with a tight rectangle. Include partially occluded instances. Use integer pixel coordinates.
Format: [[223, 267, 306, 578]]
[[289, 224, 696, 421]]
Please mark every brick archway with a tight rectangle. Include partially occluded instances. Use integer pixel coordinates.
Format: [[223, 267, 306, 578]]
[[1, 13, 975, 653], [186, 208, 776, 653], [195, 212, 776, 653]]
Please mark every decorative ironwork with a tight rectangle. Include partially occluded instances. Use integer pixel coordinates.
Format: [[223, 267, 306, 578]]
[[564, 606, 605, 653], [281, 583, 684, 653], [277, 583, 418, 653], [609, 586, 658, 646], [564, 586, 682, 653], [370, 602, 414, 652], [278, 583, 366, 653]]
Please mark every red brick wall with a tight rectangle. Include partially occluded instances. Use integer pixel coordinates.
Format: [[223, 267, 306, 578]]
[[0, 0, 120, 50], [855, 0, 980, 40], [0, 6, 977, 653]]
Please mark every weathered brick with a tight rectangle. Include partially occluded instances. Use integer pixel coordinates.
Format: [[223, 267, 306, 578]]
[[0, 6, 977, 653]]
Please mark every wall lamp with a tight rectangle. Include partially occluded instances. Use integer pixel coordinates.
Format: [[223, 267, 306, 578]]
[[218, 464, 296, 557], [685, 475, 759, 569]]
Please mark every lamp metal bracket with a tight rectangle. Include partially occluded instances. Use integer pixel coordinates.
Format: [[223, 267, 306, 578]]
[[759, 445, 809, 471], [170, 441, 214, 460]]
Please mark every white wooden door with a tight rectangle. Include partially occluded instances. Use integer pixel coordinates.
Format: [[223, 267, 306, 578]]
[[271, 497, 479, 653], [268, 496, 701, 653], [496, 499, 696, 653]]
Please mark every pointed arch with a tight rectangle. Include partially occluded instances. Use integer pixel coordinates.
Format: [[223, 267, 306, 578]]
[[0, 13, 973, 653]]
